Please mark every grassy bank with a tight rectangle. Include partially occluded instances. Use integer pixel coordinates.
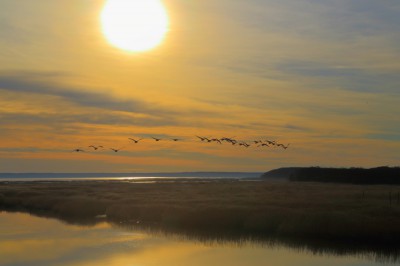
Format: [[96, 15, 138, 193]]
[[1, 180, 400, 246]]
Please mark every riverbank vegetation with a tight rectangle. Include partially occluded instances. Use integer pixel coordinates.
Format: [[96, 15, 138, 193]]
[[1, 180, 400, 248]]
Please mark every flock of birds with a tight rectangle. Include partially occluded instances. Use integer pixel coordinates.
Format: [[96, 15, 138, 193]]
[[73, 136, 290, 153]]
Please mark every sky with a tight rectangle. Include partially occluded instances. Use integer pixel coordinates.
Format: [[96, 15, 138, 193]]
[[0, 0, 399, 173]]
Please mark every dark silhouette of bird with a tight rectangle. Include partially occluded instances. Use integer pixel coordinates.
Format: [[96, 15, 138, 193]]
[[221, 137, 236, 143], [222, 138, 237, 145], [266, 140, 277, 146], [258, 143, 269, 147], [171, 138, 181, 142], [73, 149, 85, 152], [196, 136, 207, 142], [211, 138, 222, 144], [88, 145, 103, 150], [226, 138, 238, 145], [283, 143, 290, 149], [128, 138, 142, 143], [110, 148, 123, 153], [152, 137, 162, 142], [277, 143, 290, 150], [239, 142, 251, 148]]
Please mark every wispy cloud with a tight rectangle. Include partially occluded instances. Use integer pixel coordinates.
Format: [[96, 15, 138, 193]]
[[0, 71, 176, 117], [0, 112, 176, 128], [275, 60, 400, 93]]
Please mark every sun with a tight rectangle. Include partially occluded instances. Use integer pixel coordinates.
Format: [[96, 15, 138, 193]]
[[101, 0, 169, 52]]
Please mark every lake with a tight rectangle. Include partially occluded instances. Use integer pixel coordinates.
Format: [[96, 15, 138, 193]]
[[0, 211, 397, 266]]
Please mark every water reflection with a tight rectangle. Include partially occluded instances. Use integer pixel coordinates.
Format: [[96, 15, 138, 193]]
[[113, 222, 400, 265], [0, 212, 398, 266]]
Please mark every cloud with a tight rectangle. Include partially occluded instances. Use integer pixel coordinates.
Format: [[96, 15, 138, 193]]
[[0, 147, 65, 153], [0, 71, 176, 117], [275, 60, 400, 93], [0, 111, 177, 129], [365, 133, 400, 141], [234, 0, 400, 39]]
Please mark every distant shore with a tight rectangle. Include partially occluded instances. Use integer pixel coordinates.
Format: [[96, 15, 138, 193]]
[[261, 166, 400, 184], [1, 179, 400, 251]]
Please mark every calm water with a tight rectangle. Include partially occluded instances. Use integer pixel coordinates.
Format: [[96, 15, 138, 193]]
[[0, 212, 396, 266], [0, 172, 262, 182]]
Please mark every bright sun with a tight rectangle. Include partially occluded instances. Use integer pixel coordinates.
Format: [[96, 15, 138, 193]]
[[101, 0, 169, 52]]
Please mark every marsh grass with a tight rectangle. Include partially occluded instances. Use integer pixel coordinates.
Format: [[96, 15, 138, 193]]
[[1, 180, 400, 249]]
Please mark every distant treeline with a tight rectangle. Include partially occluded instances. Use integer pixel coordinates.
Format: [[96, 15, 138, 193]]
[[288, 167, 400, 185]]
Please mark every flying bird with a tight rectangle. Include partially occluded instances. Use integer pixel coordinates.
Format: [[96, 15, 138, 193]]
[[196, 136, 207, 142], [211, 138, 222, 144], [277, 143, 290, 150], [258, 143, 270, 147], [239, 142, 251, 148], [110, 148, 123, 153], [222, 137, 237, 145], [88, 145, 103, 150], [266, 140, 277, 146], [171, 138, 181, 142], [73, 149, 85, 152], [151, 137, 162, 142], [128, 138, 142, 143]]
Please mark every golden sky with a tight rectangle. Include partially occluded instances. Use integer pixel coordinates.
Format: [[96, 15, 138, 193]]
[[0, 0, 399, 172]]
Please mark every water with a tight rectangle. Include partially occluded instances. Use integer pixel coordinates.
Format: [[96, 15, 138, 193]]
[[0, 172, 262, 182], [0, 212, 397, 266]]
